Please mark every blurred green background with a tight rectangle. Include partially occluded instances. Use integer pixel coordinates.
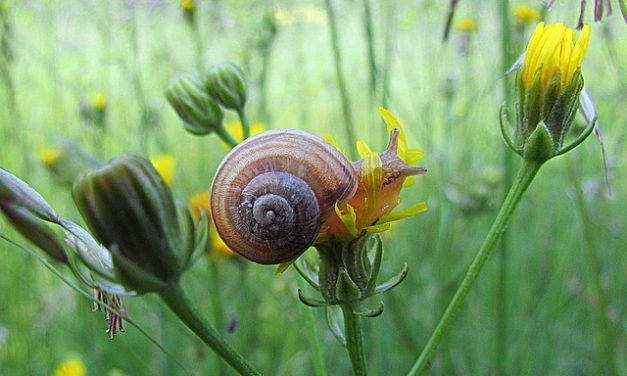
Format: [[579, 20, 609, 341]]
[[0, 0, 625, 374]]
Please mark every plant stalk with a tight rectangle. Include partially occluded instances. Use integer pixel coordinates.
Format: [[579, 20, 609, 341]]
[[408, 159, 542, 375], [323, 0, 357, 159], [159, 283, 260, 376], [496, 0, 516, 374], [238, 109, 250, 140], [296, 275, 328, 376], [568, 160, 617, 375], [341, 304, 367, 376]]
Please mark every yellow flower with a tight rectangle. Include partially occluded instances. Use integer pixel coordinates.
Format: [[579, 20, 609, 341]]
[[222, 121, 267, 148], [457, 18, 477, 32], [318, 108, 427, 242], [52, 358, 86, 376], [92, 93, 106, 110], [513, 5, 540, 24], [39, 145, 62, 167], [180, 0, 194, 11], [151, 155, 175, 187], [522, 22, 591, 90], [188, 191, 236, 258]]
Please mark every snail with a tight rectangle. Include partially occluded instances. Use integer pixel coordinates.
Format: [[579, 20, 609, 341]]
[[210, 129, 426, 264]]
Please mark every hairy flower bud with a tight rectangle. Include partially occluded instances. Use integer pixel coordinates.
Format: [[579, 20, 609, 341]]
[[204, 63, 248, 111], [73, 154, 190, 293], [165, 73, 224, 136]]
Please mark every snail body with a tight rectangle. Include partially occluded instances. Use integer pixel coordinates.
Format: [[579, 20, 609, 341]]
[[210, 129, 358, 264]]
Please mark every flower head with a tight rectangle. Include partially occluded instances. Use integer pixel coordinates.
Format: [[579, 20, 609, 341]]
[[151, 154, 175, 187], [180, 0, 194, 11], [39, 145, 62, 167], [521, 22, 590, 91], [457, 18, 477, 32], [513, 5, 541, 24], [505, 22, 593, 161], [92, 93, 106, 110], [189, 191, 236, 258], [318, 108, 427, 242], [53, 358, 86, 376]]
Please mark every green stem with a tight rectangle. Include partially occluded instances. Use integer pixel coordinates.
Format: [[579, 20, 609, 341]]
[[341, 304, 367, 376], [158, 283, 260, 376], [215, 124, 239, 149], [497, 1, 515, 374], [296, 275, 328, 376], [238, 109, 250, 140], [207, 258, 227, 375], [323, 0, 357, 159], [361, 0, 377, 105], [568, 160, 617, 375], [408, 159, 542, 375]]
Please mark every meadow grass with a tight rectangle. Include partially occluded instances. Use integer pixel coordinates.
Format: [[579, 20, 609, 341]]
[[0, 1, 625, 375]]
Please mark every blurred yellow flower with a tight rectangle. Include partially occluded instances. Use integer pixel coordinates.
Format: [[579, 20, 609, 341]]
[[92, 93, 106, 110], [180, 0, 194, 11], [457, 18, 477, 32], [223, 121, 267, 148], [189, 191, 210, 221], [39, 145, 62, 167], [151, 154, 175, 187], [513, 5, 540, 23], [52, 358, 86, 376], [188, 191, 236, 258], [522, 22, 591, 90]]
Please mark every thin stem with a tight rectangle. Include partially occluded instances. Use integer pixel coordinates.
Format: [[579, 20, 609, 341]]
[[215, 124, 239, 149], [340, 304, 367, 376], [323, 0, 357, 159], [207, 257, 227, 375], [568, 160, 617, 375], [408, 159, 542, 375], [361, 0, 377, 105], [296, 274, 328, 376], [158, 283, 260, 376], [238, 109, 250, 140], [497, 0, 516, 374]]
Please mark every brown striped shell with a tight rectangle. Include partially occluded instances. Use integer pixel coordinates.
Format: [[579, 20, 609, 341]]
[[210, 129, 358, 264]]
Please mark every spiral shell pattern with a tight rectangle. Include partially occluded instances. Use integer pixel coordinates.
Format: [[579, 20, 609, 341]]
[[210, 129, 358, 264]]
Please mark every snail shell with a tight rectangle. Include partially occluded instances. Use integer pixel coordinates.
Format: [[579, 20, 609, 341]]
[[210, 129, 358, 264]]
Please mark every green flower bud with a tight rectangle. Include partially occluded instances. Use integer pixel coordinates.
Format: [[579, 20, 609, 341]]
[[165, 73, 224, 136], [0, 201, 67, 263], [0, 168, 58, 222], [73, 154, 190, 293], [505, 22, 593, 162], [204, 63, 248, 111]]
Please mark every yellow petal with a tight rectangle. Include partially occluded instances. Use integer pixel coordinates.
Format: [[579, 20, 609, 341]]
[[378, 201, 428, 224], [365, 222, 391, 233], [361, 151, 383, 213], [334, 202, 359, 237], [323, 133, 344, 154], [405, 148, 425, 165], [356, 140, 372, 158], [378, 107, 409, 161], [275, 260, 295, 275]]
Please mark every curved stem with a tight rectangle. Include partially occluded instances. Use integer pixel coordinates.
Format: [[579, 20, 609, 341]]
[[296, 274, 328, 376], [215, 123, 239, 149], [408, 159, 542, 375], [341, 304, 367, 376], [568, 159, 617, 375], [159, 283, 260, 376], [238, 109, 250, 140]]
